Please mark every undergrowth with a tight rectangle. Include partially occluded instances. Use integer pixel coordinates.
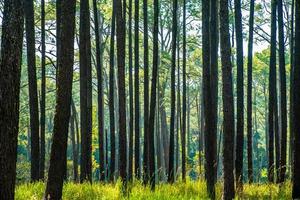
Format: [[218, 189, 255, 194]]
[[15, 180, 292, 199]]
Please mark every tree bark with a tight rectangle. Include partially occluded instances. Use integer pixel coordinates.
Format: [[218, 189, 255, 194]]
[[109, 0, 116, 182], [134, 0, 141, 179], [128, 0, 134, 181], [70, 110, 78, 182], [44, 0, 76, 197], [220, 0, 235, 198], [168, 0, 178, 183], [210, 0, 218, 186], [143, 0, 150, 184], [246, 0, 255, 185], [25, 0, 40, 182], [278, 0, 287, 183], [116, 0, 127, 182], [202, 0, 216, 198], [289, 0, 295, 178], [0, 1, 24, 198], [292, 0, 300, 198], [234, 0, 245, 188], [71, 101, 79, 182], [80, 0, 93, 183], [148, 0, 159, 189], [181, 0, 187, 182], [268, 0, 277, 183], [93, 0, 105, 181], [40, 0, 46, 181]]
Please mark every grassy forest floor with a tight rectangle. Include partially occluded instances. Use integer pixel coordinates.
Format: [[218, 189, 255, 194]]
[[15, 180, 292, 199]]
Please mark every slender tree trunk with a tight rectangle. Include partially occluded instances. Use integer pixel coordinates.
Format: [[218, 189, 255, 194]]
[[292, 1, 300, 198], [220, 0, 235, 198], [71, 100, 79, 182], [148, 0, 159, 189], [80, 0, 93, 183], [109, 0, 116, 182], [143, 0, 150, 184], [93, 0, 105, 181], [160, 99, 169, 174], [25, 0, 40, 182], [176, 20, 181, 179], [234, 0, 245, 188], [134, 0, 141, 179], [127, 0, 134, 181], [246, 0, 255, 185], [210, 0, 218, 186], [278, 0, 287, 183], [268, 0, 277, 183], [202, 0, 216, 198], [0, 1, 24, 198], [168, 0, 178, 183], [116, 0, 127, 182], [70, 110, 78, 182], [44, 0, 76, 197], [181, 0, 187, 182], [289, 0, 295, 178], [274, 75, 280, 183], [40, 0, 46, 181]]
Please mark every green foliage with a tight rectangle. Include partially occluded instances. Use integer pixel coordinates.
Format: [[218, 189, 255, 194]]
[[15, 181, 292, 200]]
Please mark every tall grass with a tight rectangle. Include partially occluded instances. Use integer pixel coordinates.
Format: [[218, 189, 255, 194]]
[[15, 180, 292, 199]]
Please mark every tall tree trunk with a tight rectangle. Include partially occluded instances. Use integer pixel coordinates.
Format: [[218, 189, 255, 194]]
[[128, 0, 134, 181], [25, 0, 40, 182], [278, 0, 287, 183], [44, 0, 76, 197], [80, 0, 93, 183], [289, 0, 295, 178], [210, 0, 218, 185], [292, 0, 300, 198], [116, 0, 127, 182], [168, 0, 178, 183], [202, 0, 216, 198], [234, 0, 245, 188], [93, 0, 105, 181], [143, 0, 150, 184], [40, 0, 46, 181], [109, 0, 116, 182], [134, 0, 141, 179], [0, 1, 24, 198], [220, 0, 235, 198], [148, 0, 159, 189], [268, 0, 277, 183], [176, 19, 181, 179], [246, 0, 255, 185], [181, 0, 187, 182]]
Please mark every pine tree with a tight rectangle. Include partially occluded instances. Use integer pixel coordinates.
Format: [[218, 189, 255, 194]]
[[234, 0, 246, 188], [44, 0, 76, 197], [292, 0, 300, 198], [116, 0, 127, 182], [109, 0, 116, 182], [0, 0, 24, 198], [24, 0, 40, 182], [168, 0, 178, 183], [220, 0, 235, 198]]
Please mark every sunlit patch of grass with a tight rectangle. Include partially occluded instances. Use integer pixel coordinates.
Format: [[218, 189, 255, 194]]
[[15, 180, 292, 200]]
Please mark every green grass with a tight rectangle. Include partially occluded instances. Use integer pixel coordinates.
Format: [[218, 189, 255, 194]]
[[15, 180, 292, 199]]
